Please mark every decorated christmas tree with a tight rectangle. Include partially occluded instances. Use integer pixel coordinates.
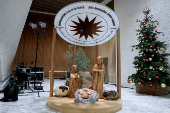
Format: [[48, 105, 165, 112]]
[[128, 8, 170, 88]]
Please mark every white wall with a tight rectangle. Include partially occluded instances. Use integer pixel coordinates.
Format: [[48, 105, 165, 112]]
[[0, 0, 32, 85], [114, 0, 170, 87], [0, 56, 1, 81]]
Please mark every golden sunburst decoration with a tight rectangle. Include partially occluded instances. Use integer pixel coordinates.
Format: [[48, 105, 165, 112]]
[[69, 15, 104, 40]]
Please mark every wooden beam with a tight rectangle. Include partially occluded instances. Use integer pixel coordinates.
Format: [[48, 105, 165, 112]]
[[117, 28, 121, 99], [73, 45, 76, 65], [50, 27, 56, 97]]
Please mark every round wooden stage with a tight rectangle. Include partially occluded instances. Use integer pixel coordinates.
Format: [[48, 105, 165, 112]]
[[48, 97, 122, 113]]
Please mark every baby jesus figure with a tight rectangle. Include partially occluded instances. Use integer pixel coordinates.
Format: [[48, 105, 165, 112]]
[[78, 88, 93, 99]]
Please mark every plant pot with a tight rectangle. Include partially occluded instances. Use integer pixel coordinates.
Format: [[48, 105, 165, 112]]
[[136, 83, 168, 96]]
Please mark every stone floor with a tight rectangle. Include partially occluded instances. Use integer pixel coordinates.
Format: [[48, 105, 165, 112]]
[[0, 78, 170, 113]]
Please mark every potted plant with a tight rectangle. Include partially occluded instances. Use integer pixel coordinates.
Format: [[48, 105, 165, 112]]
[[128, 8, 170, 95]]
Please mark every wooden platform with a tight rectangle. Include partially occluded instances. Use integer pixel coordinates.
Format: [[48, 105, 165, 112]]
[[48, 97, 122, 113]]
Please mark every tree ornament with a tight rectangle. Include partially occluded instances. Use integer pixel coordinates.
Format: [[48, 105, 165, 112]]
[[160, 48, 163, 51], [136, 69, 139, 72], [135, 85, 137, 87], [132, 49, 134, 51], [152, 54, 154, 57], [149, 66, 153, 69], [141, 84, 144, 86], [144, 21, 146, 23], [149, 58, 152, 61], [150, 31, 153, 33], [161, 83, 166, 88], [149, 78, 151, 80], [157, 46, 159, 49], [149, 49, 152, 52], [129, 80, 132, 83], [156, 76, 159, 78], [146, 59, 148, 61], [157, 22, 159, 25], [155, 30, 157, 32], [149, 83, 153, 87], [138, 82, 141, 85], [136, 19, 138, 22], [146, 48, 148, 51], [155, 25, 157, 27], [163, 51, 166, 53], [149, 37, 151, 39], [144, 34, 146, 36], [150, 45, 153, 47], [128, 81, 130, 84], [141, 65, 143, 67], [156, 36, 158, 38], [165, 48, 167, 50], [132, 82, 135, 85], [143, 72, 146, 76], [160, 58, 162, 61], [159, 66, 163, 71]]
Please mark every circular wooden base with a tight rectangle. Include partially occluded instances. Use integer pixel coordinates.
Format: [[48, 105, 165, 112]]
[[48, 97, 122, 113]]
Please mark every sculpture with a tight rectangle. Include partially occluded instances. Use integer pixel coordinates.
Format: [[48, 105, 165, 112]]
[[92, 56, 105, 99], [54, 86, 69, 97], [75, 88, 98, 104], [78, 88, 93, 99], [103, 90, 119, 100], [68, 65, 80, 98]]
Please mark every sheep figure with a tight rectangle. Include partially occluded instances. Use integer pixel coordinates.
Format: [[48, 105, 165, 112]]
[[54, 86, 69, 97], [103, 90, 119, 100]]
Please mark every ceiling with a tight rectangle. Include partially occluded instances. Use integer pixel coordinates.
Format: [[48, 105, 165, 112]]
[[30, 0, 106, 14]]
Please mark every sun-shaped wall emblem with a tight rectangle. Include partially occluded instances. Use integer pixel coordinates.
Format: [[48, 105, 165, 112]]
[[69, 16, 104, 40]]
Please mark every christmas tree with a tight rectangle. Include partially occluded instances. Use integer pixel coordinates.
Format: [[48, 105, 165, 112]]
[[128, 8, 170, 88]]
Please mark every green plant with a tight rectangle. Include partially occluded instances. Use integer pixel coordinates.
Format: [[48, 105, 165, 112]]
[[64, 45, 91, 72]]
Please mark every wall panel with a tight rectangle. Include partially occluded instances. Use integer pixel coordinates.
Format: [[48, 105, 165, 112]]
[[11, 12, 96, 77], [12, 0, 116, 80], [98, 0, 116, 83]]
